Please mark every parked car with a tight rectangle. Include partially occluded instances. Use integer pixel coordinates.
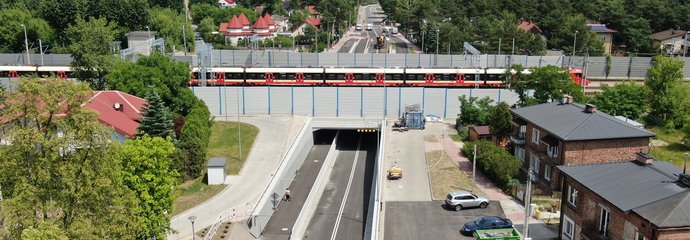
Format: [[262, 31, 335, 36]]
[[461, 216, 513, 236], [425, 115, 443, 122], [445, 191, 489, 211], [355, 24, 363, 31]]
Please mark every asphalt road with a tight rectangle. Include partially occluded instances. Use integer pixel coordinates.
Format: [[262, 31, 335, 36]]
[[304, 131, 378, 240], [262, 130, 337, 240], [384, 201, 505, 240]]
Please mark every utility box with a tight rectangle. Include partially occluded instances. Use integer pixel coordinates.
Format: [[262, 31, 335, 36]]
[[402, 104, 425, 129], [207, 157, 227, 185], [475, 228, 521, 240]]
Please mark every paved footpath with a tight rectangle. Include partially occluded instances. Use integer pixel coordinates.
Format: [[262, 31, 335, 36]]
[[425, 123, 557, 239], [168, 116, 306, 240]]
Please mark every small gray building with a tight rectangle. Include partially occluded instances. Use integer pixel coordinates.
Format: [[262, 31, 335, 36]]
[[125, 31, 157, 55], [207, 157, 227, 185]]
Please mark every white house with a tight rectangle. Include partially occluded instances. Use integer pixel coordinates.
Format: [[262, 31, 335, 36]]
[[650, 29, 688, 55], [218, 0, 236, 8]]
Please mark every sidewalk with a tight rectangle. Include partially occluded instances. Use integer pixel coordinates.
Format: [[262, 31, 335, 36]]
[[167, 116, 307, 240], [434, 132, 542, 225]]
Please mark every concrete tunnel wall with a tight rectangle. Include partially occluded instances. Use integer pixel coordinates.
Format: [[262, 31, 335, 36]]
[[248, 117, 314, 237]]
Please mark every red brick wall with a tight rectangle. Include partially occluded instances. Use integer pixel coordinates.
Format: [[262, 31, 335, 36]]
[[657, 229, 690, 240], [563, 138, 649, 166]]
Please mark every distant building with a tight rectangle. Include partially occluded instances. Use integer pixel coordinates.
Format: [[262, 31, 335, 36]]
[[83, 91, 147, 143], [468, 126, 492, 142], [587, 21, 617, 55], [221, 15, 248, 45], [125, 31, 157, 55], [219, 13, 279, 45], [272, 15, 290, 32], [218, 0, 236, 8], [650, 29, 688, 55], [291, 18, 321, 37], [558, 153, 690, 239], [517, 20, 546, 42], [305, 5, 320, 18]]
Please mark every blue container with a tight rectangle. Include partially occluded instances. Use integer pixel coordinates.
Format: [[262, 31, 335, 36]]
[[404, 111, 425, 129]]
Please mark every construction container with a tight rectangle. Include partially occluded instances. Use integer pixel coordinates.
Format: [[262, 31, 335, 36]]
[[475, 228, 521, 240], [404, 111, 425, 129]]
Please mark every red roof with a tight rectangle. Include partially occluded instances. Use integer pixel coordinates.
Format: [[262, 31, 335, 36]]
[[219, 23, 229, 32], [253, 15, 269, 29], [517, 20, 543, 34], [304, 18, 321, 28], [225, 0, 235, 4], [227, 15, 242, 29], [263, 13, 275, 25], [83, 91, 146, 138], [238, 12, 251, 26], [305, 5, 320, 15]]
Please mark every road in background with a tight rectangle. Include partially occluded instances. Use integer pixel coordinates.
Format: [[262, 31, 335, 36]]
[[304, 131, 377, 240]]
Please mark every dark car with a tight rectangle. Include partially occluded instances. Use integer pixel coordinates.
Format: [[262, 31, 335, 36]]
[[460, 216, 513, 236]]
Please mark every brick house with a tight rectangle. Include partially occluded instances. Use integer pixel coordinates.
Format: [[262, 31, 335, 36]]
[[83, 91, 147, 143], [509, 97, 655, 193], [558, 153, 690, 240]]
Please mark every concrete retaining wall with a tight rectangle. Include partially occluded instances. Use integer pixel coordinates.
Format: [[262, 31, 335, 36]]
[[364, 120, 385, 240], [248, 117, 314, 237]]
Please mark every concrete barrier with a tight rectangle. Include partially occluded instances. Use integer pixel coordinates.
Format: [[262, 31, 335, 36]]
[[364, 120, 386, 240], [247, 117, 314, 238], [291, 131, 340, 240]]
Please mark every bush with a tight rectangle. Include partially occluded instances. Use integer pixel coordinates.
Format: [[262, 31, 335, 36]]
[[176, 101, 213, 180], [455, 120, 468, 141], [462, 141, 521, 190]]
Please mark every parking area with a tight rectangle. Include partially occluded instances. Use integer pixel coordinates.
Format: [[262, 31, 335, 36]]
[[384, 201, 505, 240]]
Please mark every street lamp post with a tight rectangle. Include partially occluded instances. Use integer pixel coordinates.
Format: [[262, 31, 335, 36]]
[[188, 216, 197, 240], [21, 24, 30, 65], [571, 30, 578, 67], [435, 28, 439, 54]]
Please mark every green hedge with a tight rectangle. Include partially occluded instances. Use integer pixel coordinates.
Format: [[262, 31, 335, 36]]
[[461, 140, 521, 190]]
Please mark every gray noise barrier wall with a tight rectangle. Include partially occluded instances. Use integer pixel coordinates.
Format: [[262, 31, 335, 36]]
[[248, 117, 314, 238], [291, 131, 340, 240]]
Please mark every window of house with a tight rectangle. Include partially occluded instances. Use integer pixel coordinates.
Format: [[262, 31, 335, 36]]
[[599, 206, 611, 238], [567, 184, 578, 206], [563, 215, 575, 240], [544, 166, 551, 181], [635, 231, 646, 240], [530, 155, 540, 175], [547, 145, 558, 157], [532, 129, 540, 144], [519, 125, 526, 137], [515, 147, 525, 161]]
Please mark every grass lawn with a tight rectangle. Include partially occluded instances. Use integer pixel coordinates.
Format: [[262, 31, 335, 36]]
[[207, 121, 260, 175], [426, 150, 484, 200], [647, 126, 690, 167], [172, 121, 260, 216], [172, 177, 226, 215], [450, 134, 464, 142]]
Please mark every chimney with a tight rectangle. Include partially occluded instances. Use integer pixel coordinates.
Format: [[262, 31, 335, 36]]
[[585, 104, 597, 113], [636, 150, 653, 165], [561, 95, 572, 104], [113, 103, 123, 111]]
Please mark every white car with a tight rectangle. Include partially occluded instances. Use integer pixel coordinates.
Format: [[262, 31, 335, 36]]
[[366, 23, 373, 31], [355, 24, 363, 31], [425, 115, 443, 122]]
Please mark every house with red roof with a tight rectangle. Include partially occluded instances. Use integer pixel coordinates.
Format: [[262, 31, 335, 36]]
[[291, 18, 321, 37], [305, 5, 320, 17], [218, 0, 236, 8], [252, 15, 272, 39], [263, 13, 276, 32], [83, 91, 147, 143], [517, 20, 547, 42], [238, 12, 252, 34], [221, 15, 250, 45]]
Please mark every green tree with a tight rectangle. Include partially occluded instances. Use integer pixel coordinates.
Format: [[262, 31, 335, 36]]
[[590, 82, 649, 119], [0, 8, 55, 53], [175, 102, 213, 180], [106, 54, 196, 116], [149, 7, 194, 53], [458, 96, 494, 126], [645, 56, 687, 127], [529, 65, 585, 103], [0, 78, 140, 239], [39, 0, 87, 42], [462, 140, 521, 189], [121, 136, 178, 239], [490, 102, 513, 143], [199, 17, 217, 43], [21, 222, 68, 240], [138, 88, 175, 138], [67, 17, 118, 90], [503, 64, 532, 106], [547, 14, 604, 56]]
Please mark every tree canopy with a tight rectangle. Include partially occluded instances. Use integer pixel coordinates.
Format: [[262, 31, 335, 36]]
[[138, 88, 175, 138], [590, 82, 649, 120], [67, 17, 118, 90], [644, 56, 688, 127]]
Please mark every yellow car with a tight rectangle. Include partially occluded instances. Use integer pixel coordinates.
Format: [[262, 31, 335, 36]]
[[387, 167, 402, 180]]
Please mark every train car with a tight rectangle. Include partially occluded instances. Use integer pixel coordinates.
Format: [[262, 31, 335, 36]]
[[245, 67, 324, 85], [0, 65, 38, 78], [208, 67, 245, 85], [323, 67, 404, 86], [405, 68, 483, 87], [36, 66, 73, 80]]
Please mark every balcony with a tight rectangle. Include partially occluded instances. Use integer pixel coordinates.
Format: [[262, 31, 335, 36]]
[[510, 133, 526, 145]]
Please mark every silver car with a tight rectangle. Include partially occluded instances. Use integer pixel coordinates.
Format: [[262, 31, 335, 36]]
[[445, 191, 489, 211]]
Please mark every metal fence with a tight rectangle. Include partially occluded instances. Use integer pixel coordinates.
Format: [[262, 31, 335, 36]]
[[2, 51, 690, 80]]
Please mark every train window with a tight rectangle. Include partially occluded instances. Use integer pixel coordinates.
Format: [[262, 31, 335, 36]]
[[0, 72, 7, 77], [326, 73, 336, 80], [232, 73, 244, 79], [354, 73, 363, 80], [465, 74, 477, 81], [304, 73, 314, 80]]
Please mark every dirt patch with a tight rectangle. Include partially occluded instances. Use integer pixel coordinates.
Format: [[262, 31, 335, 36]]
[[424, 135, 438, 142], [426, 150, 485, 200], [650, 139, 669, 147], [197, 221, 233, 240]]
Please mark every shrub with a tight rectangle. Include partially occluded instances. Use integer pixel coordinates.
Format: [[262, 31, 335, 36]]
[[462, 141, 521, 190]]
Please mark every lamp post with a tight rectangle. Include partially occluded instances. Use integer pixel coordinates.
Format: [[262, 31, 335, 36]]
[[571, 30, 578, 67], [188, 215, 197, 240], [21, 24, 30, 65], [146, 26, 152, 55]]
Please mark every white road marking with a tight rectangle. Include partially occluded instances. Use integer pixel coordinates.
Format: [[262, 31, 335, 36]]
[[329, 136, 363, 240], [348, 40, 361, 54]]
